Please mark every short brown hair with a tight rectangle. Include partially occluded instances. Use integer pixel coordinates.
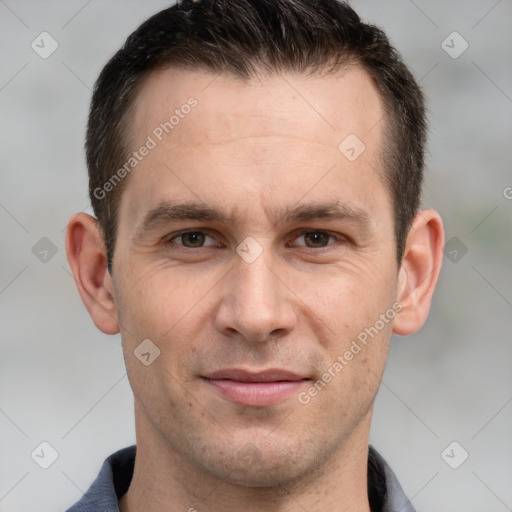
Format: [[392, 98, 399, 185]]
[[86, 0, 427, 268]]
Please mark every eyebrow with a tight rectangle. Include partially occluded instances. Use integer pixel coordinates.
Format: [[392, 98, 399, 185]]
[[133, 199, 372, 243], [282, 202, 371, 226]]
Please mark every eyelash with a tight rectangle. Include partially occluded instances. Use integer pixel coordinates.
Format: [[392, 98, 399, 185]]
[[163, 229, 347, 251], [164, 231, 220, 249]]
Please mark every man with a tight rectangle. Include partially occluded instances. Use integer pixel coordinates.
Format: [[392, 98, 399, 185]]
[[65, 0, 444, 510]]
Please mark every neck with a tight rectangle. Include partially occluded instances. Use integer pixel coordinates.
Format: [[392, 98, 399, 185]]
[[119, 405, 373, 512]]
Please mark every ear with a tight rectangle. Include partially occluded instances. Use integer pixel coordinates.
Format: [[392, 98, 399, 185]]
[[65, 212, 120, 335], [393, 209, 444, 336]]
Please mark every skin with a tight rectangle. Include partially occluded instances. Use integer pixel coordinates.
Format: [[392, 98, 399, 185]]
[[66, 66, 444, 512]]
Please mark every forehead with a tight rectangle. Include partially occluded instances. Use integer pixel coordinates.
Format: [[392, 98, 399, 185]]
[[119, 65, 388, 230], [130, 65, 383, 148]]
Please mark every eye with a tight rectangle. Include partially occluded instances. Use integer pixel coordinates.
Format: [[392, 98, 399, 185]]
[[167, 231, 219, 248], [291, 231, 339, 248]]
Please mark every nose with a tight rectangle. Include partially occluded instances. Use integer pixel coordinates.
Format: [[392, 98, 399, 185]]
[[214, 250, 297, 343]]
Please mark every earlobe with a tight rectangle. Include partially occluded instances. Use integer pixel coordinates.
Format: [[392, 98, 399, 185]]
[[65, 213, 120, 335], [392, 209, 445, 337]]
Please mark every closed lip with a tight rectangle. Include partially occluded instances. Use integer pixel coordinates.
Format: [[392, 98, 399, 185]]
[[203, 369, 309, 382], [203, 369, 311, 406]]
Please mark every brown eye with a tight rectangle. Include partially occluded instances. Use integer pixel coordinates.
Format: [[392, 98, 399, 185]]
[[180, 232, 206, 247], [164, 230, 222, 253], [165, 230, 221, 250], [290, 231, 336, 249], [295, 231, 334, 249], [303, 232, 331, 248]]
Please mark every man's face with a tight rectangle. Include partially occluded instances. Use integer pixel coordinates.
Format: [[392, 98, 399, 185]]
[[112, 66, 400, 485]]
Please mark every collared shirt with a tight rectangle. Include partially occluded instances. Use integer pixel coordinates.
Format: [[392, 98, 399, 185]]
[[65, 444, 415, 512]]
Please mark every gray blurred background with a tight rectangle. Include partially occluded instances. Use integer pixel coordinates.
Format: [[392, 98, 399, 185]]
[[1, 1, 511, 510]]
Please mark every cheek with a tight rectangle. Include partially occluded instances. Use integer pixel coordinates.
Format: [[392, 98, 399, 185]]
[[114, 263, 224, 395], [295, 261, 397, 405], [114, 271, 203, 408], [115, 263, 217, 340], [298, 261, 397, 338]]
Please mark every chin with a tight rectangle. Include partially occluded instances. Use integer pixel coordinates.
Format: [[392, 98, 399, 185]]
[[224, 462, 306, 488], [198, 438, 328, 488]]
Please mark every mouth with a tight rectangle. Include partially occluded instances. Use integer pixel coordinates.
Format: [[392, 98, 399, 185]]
[[202, 369, 310, 407]]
